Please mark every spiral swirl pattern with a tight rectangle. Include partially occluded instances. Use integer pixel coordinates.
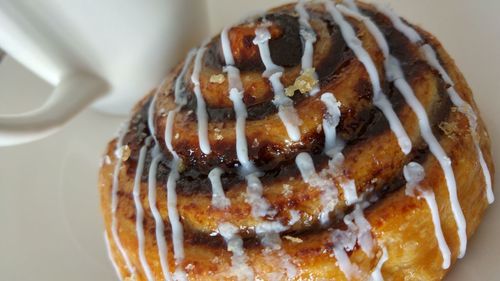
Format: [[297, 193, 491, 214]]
[[99, 1, 494, 280]]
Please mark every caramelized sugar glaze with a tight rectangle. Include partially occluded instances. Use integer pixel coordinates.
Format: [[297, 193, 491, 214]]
[[99, 1, 494, 280]]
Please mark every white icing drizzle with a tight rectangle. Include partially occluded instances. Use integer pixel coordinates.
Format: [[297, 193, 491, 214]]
[[295, 0, 316, 70], [288, 209, 301, 226], [296, 152, 338, 224], [331, 229, 361, 280], [370, 245, 388, 281], [319, 92, 360, 208], [175, 49, 198, 106], [420, 45, 453, 85], [330, 203, 376, 279], [223, 27, 294, 275], [221, 27, 297, 277], [340, 179, 359, 206], [147, 146, 173, 281], [104, 231, 124, 281], [132, 137, 155, 281], [156, 50, 198, 281], [256, 222, 289, 249], [256, 222, 298, 278], [221, 26, 256, 174], [340, 2, 469, 258], [253, 26, 303, 141], [321, 93, 342, 155], [343, 204, 374, 256], [404, 162, 451, 269], [343, 0, 360, 13], [245, 172, 272, 218], [295, 0, 320, 95], [218, 223, 255, 281], [403, 162, 426, 196], [208, 167, 231, 209], [191, 44, 212, 155], [373, 4, 422, 44], [336, 5, 389, 58], [269, 72, 303, 142], [229, 89, 255, 172], [374, 9, 468, 257], [421, 45, 494, 204], [325, 1, 412, 155], [147, 87, 158, 137], [110, 123, 135, 276], [166, 157, 188, 281], [253, 26, 284, 77], [421, 190, 451, 269], [221, 27, 236, 66], [147, 78, 169, 140]]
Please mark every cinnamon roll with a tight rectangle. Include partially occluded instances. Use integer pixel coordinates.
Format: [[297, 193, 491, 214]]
[[99, 1, 494, 280]]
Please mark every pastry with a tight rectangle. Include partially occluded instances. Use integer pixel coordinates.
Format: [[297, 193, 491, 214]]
[[99, 1, 495, 280]]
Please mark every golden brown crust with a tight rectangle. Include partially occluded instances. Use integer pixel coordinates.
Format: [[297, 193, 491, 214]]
[[99, 1, 494, 280]]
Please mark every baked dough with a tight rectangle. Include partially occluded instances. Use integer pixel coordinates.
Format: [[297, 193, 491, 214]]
[[99, 1, 494, 280]]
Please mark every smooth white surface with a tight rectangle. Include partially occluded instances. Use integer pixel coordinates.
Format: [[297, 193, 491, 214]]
[[0, 1, 499, 280], [0, 0, 207, 147], [0, 0, 208, 115]]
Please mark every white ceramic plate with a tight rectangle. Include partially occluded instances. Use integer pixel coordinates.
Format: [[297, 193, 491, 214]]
[[0, 1, 499, 280]]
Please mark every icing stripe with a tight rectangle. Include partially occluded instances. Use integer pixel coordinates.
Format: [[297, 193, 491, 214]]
[[228, 89, 254, 173], [295, 0, 320, 95], [342, 204, 374, 256], [208, 167, 231, 209], [221, 26, 255, 174], [253, 27, 284, 77], [218, 223, 255, 281], [132, 137, 154, 281], [320, 92, 358, 208], [245, 172, 272, 218], [269, 72, 303, 142], [296, 0, 316, 69], [373, 5, 477, 256], [373, 3, 422, 44], [147, 146, 173, 281], [147, 86, 159, 138], [221, 25, 270, 219], [223, 26, 296, 278], [221, 27, 236, 66], [255, 222, 298, 278], [253, 26, 303, 141], [421, 190, 452, 269], [331, 204, 375, 279], [404, 162, 451, 269], [370, 245, 388, 281], [175, 49, 198, 106], [156, 50, 199, 280], [296, 152, 338, 224], [388, 57, 466, 257], [166, 157, 188, 281], [331, 229, 361, 279], [340, 179, 359, 206], [343, 0, 360, 13], [325, 2, 412, 155], [339, 3, 463, 260], [191, 44, 212, 155], [110, 123, 135, 276], [164, 111, 187, 279], [321, 93, 341, 155], [422, 45, 494, 204], [104, 231, 124, 281]]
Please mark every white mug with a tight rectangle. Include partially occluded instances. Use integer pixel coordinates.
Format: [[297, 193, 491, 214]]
[[0, 0, 208, 146]]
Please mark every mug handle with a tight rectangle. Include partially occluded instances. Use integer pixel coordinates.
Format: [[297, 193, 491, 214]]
[[0, 72, 108, 146]]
